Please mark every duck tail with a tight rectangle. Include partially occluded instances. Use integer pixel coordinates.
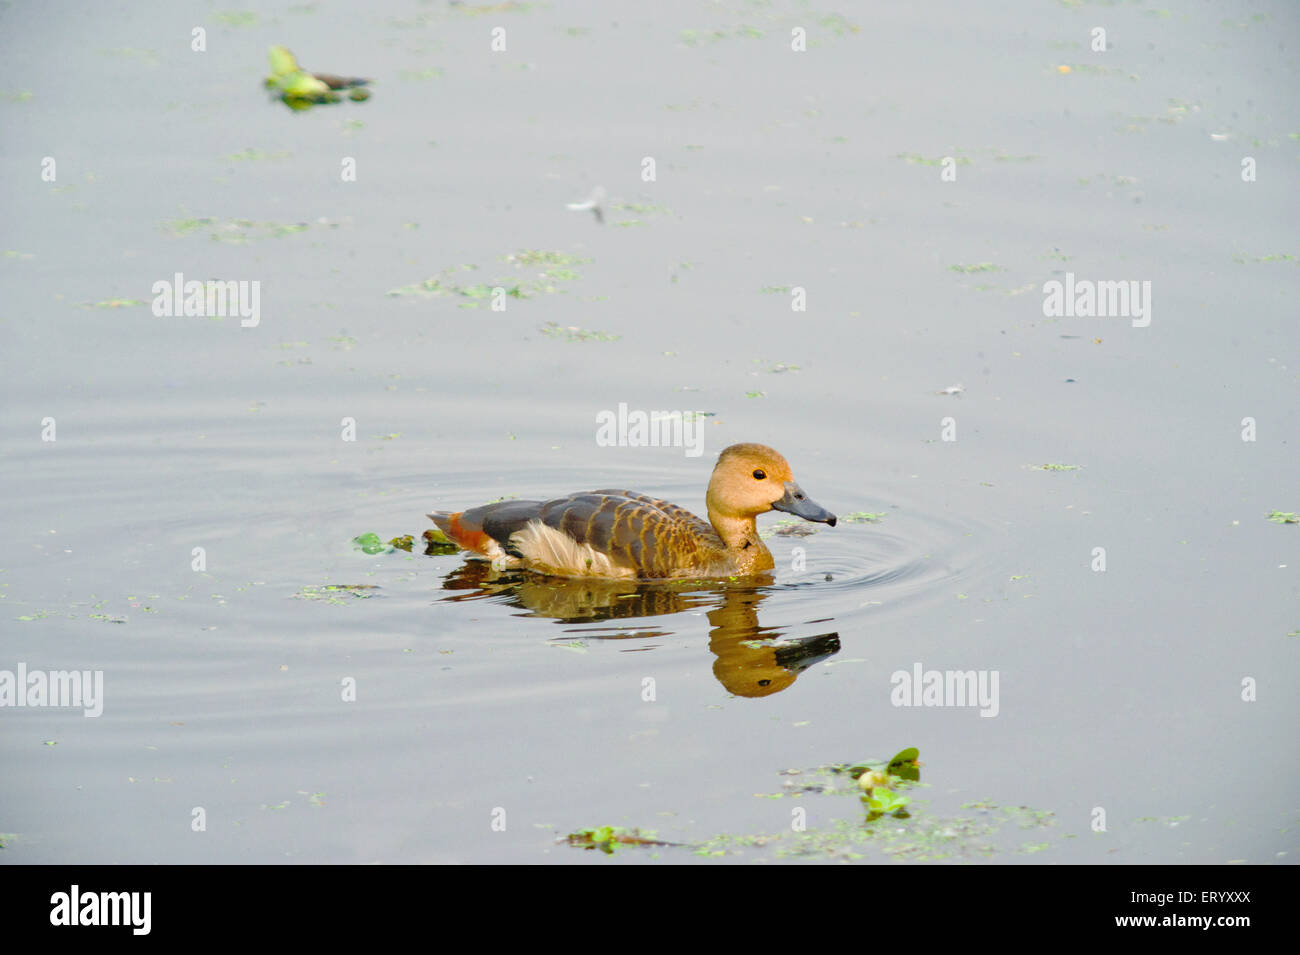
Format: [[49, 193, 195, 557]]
[[427, 509, 494, 555]]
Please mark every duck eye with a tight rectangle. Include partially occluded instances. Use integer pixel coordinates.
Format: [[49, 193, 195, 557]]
[[752, 469, 766, 480]]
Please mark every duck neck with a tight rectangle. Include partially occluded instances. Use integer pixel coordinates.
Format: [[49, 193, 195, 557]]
[[707, 510, 773, 573]]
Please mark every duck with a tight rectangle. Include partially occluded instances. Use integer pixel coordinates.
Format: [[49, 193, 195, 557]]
[[427, 443, 836, 579]]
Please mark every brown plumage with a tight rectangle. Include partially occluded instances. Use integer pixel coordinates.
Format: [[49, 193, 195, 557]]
[[427, 443, 836, 579]]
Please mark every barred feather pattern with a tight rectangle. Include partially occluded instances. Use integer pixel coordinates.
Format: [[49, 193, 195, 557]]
[[450, 490, 733, 579]]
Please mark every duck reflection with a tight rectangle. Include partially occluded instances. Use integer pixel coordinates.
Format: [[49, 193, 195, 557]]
[[439, 562, 839, 697]]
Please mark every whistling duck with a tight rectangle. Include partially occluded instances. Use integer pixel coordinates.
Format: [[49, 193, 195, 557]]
[[428, 443, 836, 579]]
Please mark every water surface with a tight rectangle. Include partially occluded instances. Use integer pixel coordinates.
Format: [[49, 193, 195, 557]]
[[1, 0, 1296, 864]]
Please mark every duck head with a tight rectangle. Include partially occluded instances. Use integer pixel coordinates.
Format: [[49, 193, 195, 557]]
[[705, 443, 837, 527]]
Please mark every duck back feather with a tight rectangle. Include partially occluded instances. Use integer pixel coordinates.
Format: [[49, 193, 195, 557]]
[[432, 490, 726, 578]]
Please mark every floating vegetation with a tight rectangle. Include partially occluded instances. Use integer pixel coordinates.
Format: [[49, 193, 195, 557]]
[[949, 263, 1002, 274], [423, 529, 460, 554], [352, 532, 402, 555], [265, 46, 371, 111], [753, 360, 800, 374], [863, 786, 910, 817], [627, 747, 1053, 861], [81, 298, 145, 309], [899, 146, 1039, 166], [841, 512, 885, 524], [679, 26, 764, 46], [291, 584, 379, 603], [452, 2, 538, 17], [767, 748, 921, 824], [896, 152, 973, 167], [565, 827, 672, 854], [760, 519, 819, 540], [1266, 511, 1298, 524], [387, 276, 520, 304], [609, 201, 671, 227], [759, 285, 793, 294], [16, 609, 70, 622], [1133, 814, 1192, 827], [1056, 62, 1139, 80], [539, 322, 619, 343], [507, 249, 590, 268], [1, 90, 32, 103], [388, 251, 588, 307], [549, 640, 587, 653], [1232, 253, 1297, 265], [224, 148, 291, 162], [1115, 99, 1202, 134], [161, 216, 326, 244], [769, 815, 983, 860], [214, 11, 259, 27], [1032, 463, 1081, 472], [611, 201, 670, 216], [398, 67, 445, 81], [819, 13, 860, 36]]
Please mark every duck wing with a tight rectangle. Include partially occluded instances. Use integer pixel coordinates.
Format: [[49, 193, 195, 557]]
[[536, 490, 722, 577], [439, 490, 722, 577]]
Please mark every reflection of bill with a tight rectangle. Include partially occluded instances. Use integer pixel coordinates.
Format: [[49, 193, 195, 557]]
[[438, 563, 839, 697]]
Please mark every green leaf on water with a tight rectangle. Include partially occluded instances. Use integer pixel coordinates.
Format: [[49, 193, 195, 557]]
[[866, 788, 910, 815], [887, 747, 920, 773], [268, 45, 300, 78], [352, 533, 388, 555]]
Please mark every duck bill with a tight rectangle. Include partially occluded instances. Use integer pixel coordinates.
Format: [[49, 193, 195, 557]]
[[771, 482, 837, 526]]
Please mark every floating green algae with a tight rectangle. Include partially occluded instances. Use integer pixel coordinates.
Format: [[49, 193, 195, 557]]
[[565, 826, 673, 853], [841, 512, 885, 524], [539, 322, 619, 343]]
